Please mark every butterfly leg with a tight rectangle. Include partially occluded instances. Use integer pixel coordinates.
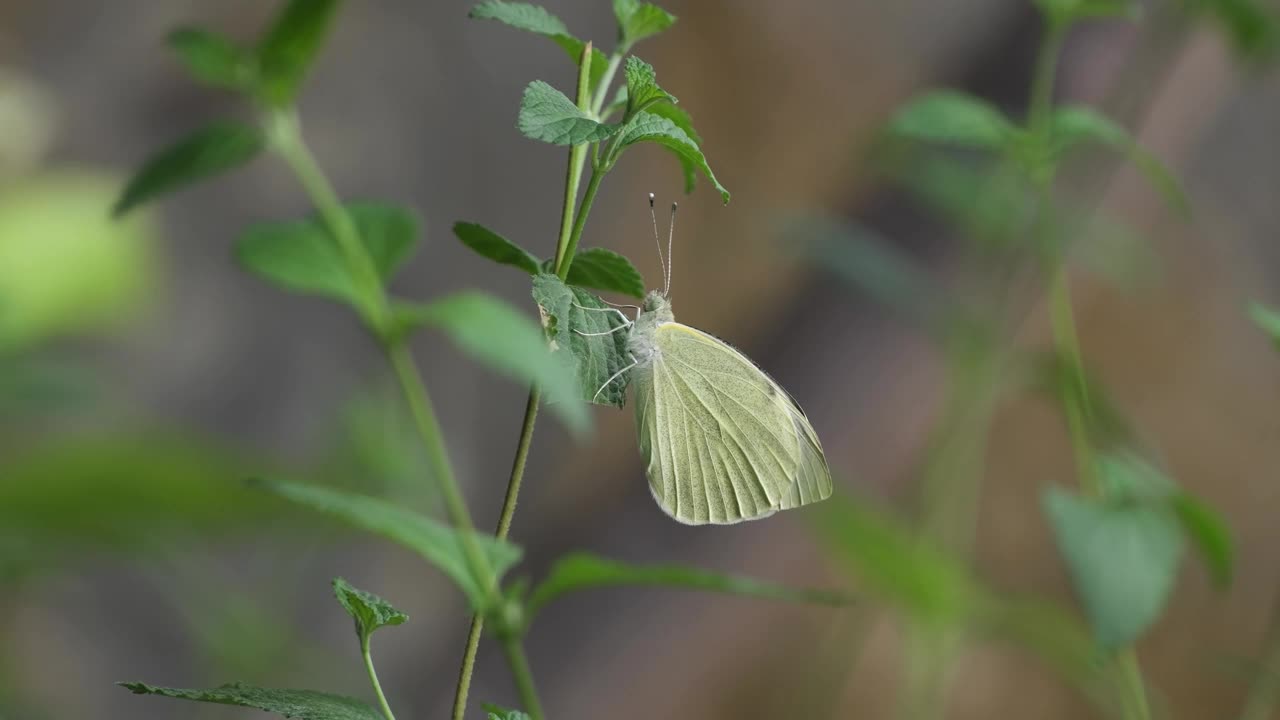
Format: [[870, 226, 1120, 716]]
[[591, 356, 638, 403], [573, 325, 630, 337], [571, 302, 637, 326]]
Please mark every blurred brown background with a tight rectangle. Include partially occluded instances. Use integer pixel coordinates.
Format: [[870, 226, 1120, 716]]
[[3, 0, 1280, 718]]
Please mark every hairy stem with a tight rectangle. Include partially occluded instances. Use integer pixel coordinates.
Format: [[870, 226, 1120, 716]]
[[264, 108, 501, 720], [1030, 19, 1149, 720], [502, 637, 546, 720], [362, 636, 396, 720], [452, 42, 603, 720]]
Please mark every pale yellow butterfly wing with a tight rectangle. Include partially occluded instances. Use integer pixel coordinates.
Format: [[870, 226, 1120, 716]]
[[633, 322, 833, 524]]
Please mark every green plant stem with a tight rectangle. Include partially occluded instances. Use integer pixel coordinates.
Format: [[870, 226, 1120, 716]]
[[1029, 17, 1149, 719], [501, 637, 545, 720], [452, 43, 604, 720], [361, 636, 396, 720], [453, 390, 542, 719], [265, 110, 388, 324], [264, 108, 503, 720], [589, 52, 624, 116]]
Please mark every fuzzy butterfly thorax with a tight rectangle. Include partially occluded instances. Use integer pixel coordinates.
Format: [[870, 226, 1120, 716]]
[[628, 291, 674, 367]]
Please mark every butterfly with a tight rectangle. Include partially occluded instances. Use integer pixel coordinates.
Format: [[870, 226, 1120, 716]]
[[582, 197, 833, 525]]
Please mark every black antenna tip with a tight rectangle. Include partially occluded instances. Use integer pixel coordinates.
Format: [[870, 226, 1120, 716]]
[[671, 202, 678, 211], [648, 192, 655, 206]]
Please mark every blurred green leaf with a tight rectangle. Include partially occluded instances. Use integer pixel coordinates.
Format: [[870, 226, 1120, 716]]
[[119, 682, 380, 720], [782, 214, 940, 326], [526, 552, 853, 620], [1172, 493, 1233, 588], [236, 203, 419, 308], [0, 171, 157, 350], [167, 28, 256, 91], [1035, 0, 1139, 24], [531, 274, 632, 408], [0, 356, 96, 417], [391, 291, 588, 434], [813, 494, 975, 626], [518, 80, 620, 146], [114, 121, 264, 216], [565, 248, 646, 299], [617, 110, 729, 203], [1096, 452, 1234, 589], [1183, 0, 1280, 61], [1049, 106, 1189, 215], [484, 704, 532, 720], [1028, 350, 1135, 450], [469, 1, 608, 88], [452, 222, 541, 275], [0, 433, 276, 573], [255, 0, 343, 106], [253, 479, 522, 611], [888, 91, 1014, 149], [332, 578, 408, 642], [613, 0, 677, 50], [623, 56, 676, 116], [1043, 485, 1183, 647], [1250, 302, 1280, 350]]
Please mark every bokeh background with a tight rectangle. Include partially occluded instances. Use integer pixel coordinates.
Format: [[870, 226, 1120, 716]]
[[3, 1, 1280, 718]]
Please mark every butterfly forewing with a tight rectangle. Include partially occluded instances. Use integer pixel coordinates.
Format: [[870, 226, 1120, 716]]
[[634, 322, 833, 524]]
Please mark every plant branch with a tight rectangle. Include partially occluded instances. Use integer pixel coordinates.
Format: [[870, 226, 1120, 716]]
[[1029, 18, 1148, 720], [265, 108, 502, 720], [501, 637, 545, 720], [361, 636, 396, 720], [452, 42, 602, 720]]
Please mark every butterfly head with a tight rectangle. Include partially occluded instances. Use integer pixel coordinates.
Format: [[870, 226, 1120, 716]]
[[641, 290, 673, 323]]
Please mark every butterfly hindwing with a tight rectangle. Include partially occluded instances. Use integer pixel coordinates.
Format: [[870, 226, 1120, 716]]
[[633, 322, 833, 524]]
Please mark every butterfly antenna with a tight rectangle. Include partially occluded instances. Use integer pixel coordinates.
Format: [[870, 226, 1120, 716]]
[[648, 193, 667, 292], [664, 201, 677, 297]]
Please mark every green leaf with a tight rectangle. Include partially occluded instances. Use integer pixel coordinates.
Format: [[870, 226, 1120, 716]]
[[1028, 350, 1135, 450], [1172, 493, 1233, 588], [526, 552, 853, 619], [1251, 302, 1280, 350], [1183, 0, 1280, 60], [255, 0, 343, 106], [623, 56, 676, 116], [531, 274, 632, 408], [0, 433, 282, 582], [887, 91, 1014, 149], [252, 479, 522, 612], [612, 0, 677, 50], [644, 103, 700, 192], [565, 248, 646, 298], [236, 203, 420, 309], [332, 578, 408, 641], [166, 28, 256, 91], [1094, 452, 1234, 589], [617, 110, 729, 203], [469, 2, 608, 89], [452, 222, 541, 275], [119, 682, 380, 720], [483, 704, 532, 720], [1035, 0, 1139, 23], [812, 494, 975, 626], [114, 122, 264, 216], [1049, 106, 1189, 215], [781, 214, 940, 327], [1043, 486, 1184, 647], [518, 80, 619, 146], [391, 291, 588, 434]]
